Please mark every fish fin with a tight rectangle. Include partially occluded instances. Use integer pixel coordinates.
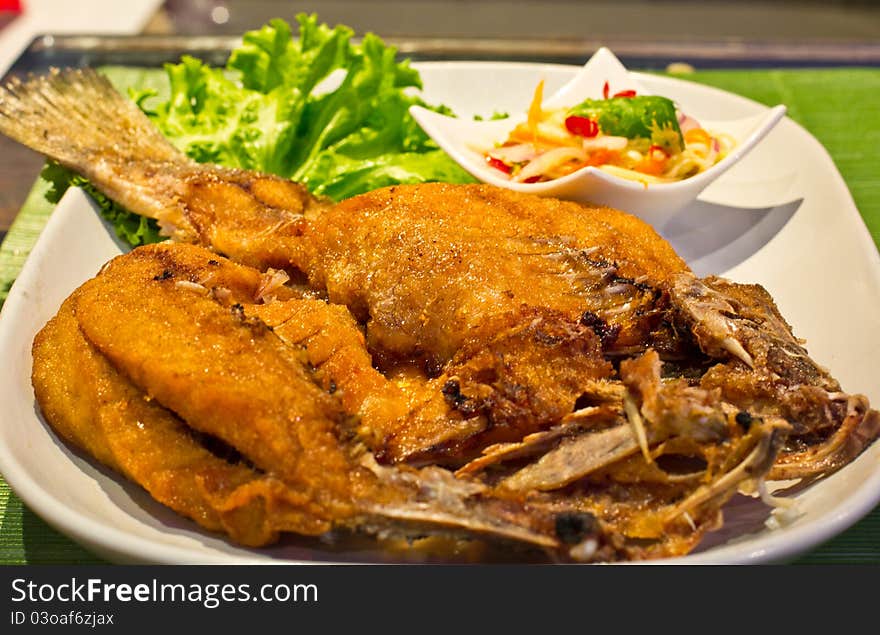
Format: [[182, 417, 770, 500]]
[[0, 67, 182, 167], [0, 68, 194, 232]]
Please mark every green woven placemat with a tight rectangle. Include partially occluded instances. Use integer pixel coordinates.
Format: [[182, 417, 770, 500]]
[[1, 66, 878, 564]]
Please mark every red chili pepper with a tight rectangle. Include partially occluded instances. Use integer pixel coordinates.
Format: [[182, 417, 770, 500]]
[[613, 89, 637, 98], [522, 175, 542, 184], [564, 115, 599, 138], [648, 144, 669, 160], [486, 156, 512, 174], [602, 81, 610, 100]]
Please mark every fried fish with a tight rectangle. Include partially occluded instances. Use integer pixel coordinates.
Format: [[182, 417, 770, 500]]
[[3, 68, 878, 561]]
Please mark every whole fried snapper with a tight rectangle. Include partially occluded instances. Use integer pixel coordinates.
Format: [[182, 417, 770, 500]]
[[2, 69, 878, 561]]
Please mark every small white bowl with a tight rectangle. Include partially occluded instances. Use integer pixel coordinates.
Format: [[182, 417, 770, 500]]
[[410, 48, 786, 223]]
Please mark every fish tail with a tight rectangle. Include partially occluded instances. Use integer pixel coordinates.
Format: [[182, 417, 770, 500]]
[[0, 68, 193, 230], [0, 67, 183, 166]]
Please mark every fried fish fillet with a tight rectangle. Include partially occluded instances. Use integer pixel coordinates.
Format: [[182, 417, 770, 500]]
[[301, 182, 688, 361], [32, 289, 316, 546], [35, 243, 615, 557], [31, 242, 786, 560], [3, 68, 878, 561]]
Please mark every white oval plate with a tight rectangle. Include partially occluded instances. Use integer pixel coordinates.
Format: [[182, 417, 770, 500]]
[[0, 62, 879, 564], [410, 48, 786, 224]]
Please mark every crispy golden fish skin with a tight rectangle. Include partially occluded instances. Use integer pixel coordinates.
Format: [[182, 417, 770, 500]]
[[74, 245, 371, 519], [301, 182, 689, 367], [32, 248, 402, 544], [61, 243, 612, 558], [31, 293, 323, 546], [292, 182, 694, 463], [34, 276, 563, 552]]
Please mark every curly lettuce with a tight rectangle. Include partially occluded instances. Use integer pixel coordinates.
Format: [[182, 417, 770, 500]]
[[139, 14, 473, 195], [49, 14, 475, 246], [41, 161, 162, 246]]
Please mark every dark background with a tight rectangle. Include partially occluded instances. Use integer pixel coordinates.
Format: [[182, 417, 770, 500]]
[[156, 1, 880, 42]]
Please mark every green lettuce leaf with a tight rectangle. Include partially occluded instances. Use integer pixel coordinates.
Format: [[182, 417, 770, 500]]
[[47, 14, 475, 248], [307, 150, 476, 201], [146, 14, 474, 195], [41, 162, 162, 246]]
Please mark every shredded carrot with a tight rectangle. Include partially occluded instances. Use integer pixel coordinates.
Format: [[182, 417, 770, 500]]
[[633, 145, 669, 175], [526, 79, 545, 141], [585, 149, 620, 167], [633, 157, 666, 175], [684, 128, 712, 146]]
